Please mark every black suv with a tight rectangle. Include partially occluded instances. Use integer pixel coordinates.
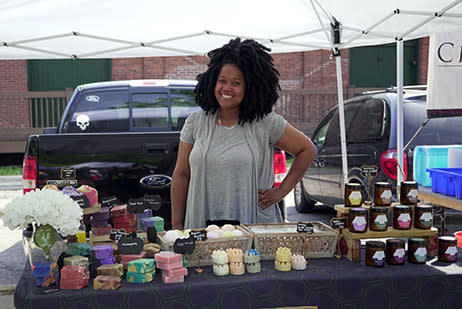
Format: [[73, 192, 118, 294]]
[[294, 86, 462, 212]]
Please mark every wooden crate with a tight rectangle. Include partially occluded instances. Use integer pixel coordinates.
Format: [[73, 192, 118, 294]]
[[241, 222, 339, 260], [157, 226, 252, 267]]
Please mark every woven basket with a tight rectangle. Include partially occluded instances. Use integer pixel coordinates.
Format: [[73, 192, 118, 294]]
[[157, 225, 252, 267], [241, 222, 339, 260]]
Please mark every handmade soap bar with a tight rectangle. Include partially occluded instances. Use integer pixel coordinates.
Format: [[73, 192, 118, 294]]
[[67, 243, 91, 256], [92, 245, 115, 259], [127, 259, 155, 274], [141, 218, 154, 232], [99, 256, 116, 265], [156, 260, 183, 270], [93, 275, 121, 290], [275, 247, 292, 271], [110, 204, 128, 217], [77, 185, 99, 207], [244, 249, 260, 264], [97, 263, 124, 277], [60, 266, 88, 280], [63, 255, 89, 268], [161, 273, 184, 284], [152, 216, 164, 232], [126, 271, 154, 283], [121, 251, 147, 269], [226, 248, 243, 263], [163, 267, 187, 277], [154, 251, 182, 264], [31, 262, 59, 287], [92, 207, 110, 220], [213, 263, 229, 276], [212, 250, 229, 265], [143, 243, 161, 257], [291, 254, 307, 271], [91, 224, 112, 236], [60, 277, 89, 290], [229, 262, 245, 275]]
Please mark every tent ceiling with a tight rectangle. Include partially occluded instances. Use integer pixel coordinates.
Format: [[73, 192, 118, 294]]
[[1, 0, 462, 59]]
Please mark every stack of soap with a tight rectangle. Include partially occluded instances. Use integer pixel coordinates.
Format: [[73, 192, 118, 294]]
[[226, 248, 245, 275], [92, 245, 116, 264], [93, 275, 121, 290], [291, 254, 307, 270], [121, 251, 147, 269], [155, 251, 188, 284], [143, 243, 161, 258], [67, 243, 91, 256], [212, 249, 229, 276], [244, 249, 261, 273], [141, 216, 165, 233], [31, 262, 59, 287], [97, 263, 124, 277], [63, 255, 89, 275], [111, 204, 137, 233], [136, 209, 152, 230], [77, 185, 99, 207], [60, 266, 89, 290], [275, 247, 292, 271], [126, 259, 155, 283], [91, 207, 112, 236]]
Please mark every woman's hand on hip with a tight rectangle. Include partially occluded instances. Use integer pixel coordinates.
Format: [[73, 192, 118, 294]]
[[258, 188, 285, 209]]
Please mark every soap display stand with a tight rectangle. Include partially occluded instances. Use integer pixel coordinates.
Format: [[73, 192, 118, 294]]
[[334, 204, 438, 262]]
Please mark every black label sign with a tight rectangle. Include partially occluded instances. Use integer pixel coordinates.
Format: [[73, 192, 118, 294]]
[[297, 222, 314, 234], [190, 230, 207, 241], [330, 218, 347, 229], [71, 195, 90, 208], [60, 167, 76, 180], [109, 229, 127, 241], [118, 236, 144, 255], [173, 236, 195, 255], [147, 226, 157, 243], [143, 194, 162, 211], [47, 179, 78, 187], [101, 196, 120, 209], [360, 165, 378, 178], [127, 198, 144, 214]]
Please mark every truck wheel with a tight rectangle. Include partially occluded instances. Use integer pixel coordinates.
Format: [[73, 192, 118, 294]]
[[294, 182, 316, 213]]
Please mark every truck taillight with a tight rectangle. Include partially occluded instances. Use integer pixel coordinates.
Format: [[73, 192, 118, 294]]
[[380, 150, 408, 181], [273, 150, 287, 187], [22, 155, 37, 194]]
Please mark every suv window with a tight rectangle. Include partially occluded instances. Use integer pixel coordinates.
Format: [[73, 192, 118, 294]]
[[348, 98, 385, 141], [322, 101, 362, 148], [68, 90, 129, 133]]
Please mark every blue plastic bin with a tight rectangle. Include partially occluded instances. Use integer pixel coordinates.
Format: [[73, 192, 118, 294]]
[[413, 145, 462, 187], [427, 168, 462, 199]]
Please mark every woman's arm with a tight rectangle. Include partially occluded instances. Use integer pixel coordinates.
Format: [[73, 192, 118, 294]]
[[258, 123, 317, 209], [171, 141, 194, 229]]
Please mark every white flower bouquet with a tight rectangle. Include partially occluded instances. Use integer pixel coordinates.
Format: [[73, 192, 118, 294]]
[[2, 188, 83, 236]]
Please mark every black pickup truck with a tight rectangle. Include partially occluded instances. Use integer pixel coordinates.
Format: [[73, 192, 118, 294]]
[[23, 80, 288, 229]]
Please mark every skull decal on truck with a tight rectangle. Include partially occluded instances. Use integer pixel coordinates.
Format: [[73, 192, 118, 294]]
[[76, 114, 90, 130]]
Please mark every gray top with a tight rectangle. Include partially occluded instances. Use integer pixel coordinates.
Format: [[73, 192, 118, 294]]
[[180, 110, 287, 228]]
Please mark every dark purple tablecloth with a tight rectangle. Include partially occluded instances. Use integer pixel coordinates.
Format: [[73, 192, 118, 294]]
[[15, 250, 462, 309]]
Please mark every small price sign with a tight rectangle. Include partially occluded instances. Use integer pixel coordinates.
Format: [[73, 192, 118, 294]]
[[330, 218, 347, 229], [190, 230, 207, 241], [297, 222, 313, 234], [101, 196, 120, 209], [174, 236, 196, 255], [360, 165, 378, 178]]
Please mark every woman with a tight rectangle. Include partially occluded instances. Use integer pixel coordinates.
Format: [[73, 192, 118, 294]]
[[171, 38, 317, 229]]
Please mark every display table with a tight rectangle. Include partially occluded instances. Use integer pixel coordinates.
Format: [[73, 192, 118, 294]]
[[418, 186, 462, 211], [15, 250, 462, 309]]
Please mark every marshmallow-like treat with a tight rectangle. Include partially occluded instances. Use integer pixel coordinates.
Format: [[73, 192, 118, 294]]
[[77, 185, 98, 207], [244, 249, 260, 264], [182, 229, 191, 237], [226, 248, 244, 263], [229, 262, 245, 275], [221, 231, 235, 238], [275, 247, 292, 263], [43, 184, 59, 191], [161, 272, 184, 284], [97, 263, 124, 277], [213, 263, 230, 276], [163, 230, 183, 243], [207, 231, 220, 239], [212, 249, 229, 265], [206, 224, 220, 232], [127, 259, 155, 274], [291, 254, 307, 271], [233, 230, 244, 237], [93, 275, 121, 290], [221, 224, 235, 232], [126, 271, 154, 283]]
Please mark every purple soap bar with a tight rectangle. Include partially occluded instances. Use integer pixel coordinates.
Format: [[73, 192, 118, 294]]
[[92, 245, 114, 259], [141, 218, 154, 232], [92, 207, 110, 220], [99, 256, 116, 264], [91, 218, 109, 227]]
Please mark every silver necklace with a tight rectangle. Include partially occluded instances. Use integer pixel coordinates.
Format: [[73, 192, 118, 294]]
[[218, 114, 237, 130]]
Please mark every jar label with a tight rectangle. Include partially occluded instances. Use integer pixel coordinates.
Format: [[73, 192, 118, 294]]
[[445, 246, 458, 261], [374, 214, 388, 229], [414, 247, 427, 262], [352, 216, 367, 231], [393, 248, 405, 263], [372, 251, 385, 266], [380, 190, 392, 204], [397, 213, 411, 228], [348, 191, 362, 205], [419, 212, 432, 227], [407, 189, 418, 202]]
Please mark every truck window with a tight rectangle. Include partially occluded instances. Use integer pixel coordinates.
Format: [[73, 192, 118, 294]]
[[171, 89, 198, 130], [132, 93, 169, 128], [68, 90, 129, 133]]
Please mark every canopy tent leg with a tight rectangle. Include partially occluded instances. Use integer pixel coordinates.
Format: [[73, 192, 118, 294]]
[[396, 40, 405, 197]]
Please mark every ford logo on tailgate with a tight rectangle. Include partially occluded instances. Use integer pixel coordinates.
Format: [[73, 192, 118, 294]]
[[140, 175, 172, 189]]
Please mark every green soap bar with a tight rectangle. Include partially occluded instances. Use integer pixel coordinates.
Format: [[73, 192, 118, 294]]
[[127, 259, 155, 273], [126, 271, 154, 283], [67, 243, 91, 256]]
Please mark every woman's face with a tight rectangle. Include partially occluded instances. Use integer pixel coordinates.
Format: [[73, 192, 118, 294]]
[[214, 63, 246, 111]]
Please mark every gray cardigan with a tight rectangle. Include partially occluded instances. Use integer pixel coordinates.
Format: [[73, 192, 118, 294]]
[[181, 110, 287, 229]]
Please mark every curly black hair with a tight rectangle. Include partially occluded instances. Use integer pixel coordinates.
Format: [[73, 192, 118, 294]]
[[195, 38, 280, 124]]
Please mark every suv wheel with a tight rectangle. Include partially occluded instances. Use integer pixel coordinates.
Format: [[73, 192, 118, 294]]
[[294, 181, 316, 213]]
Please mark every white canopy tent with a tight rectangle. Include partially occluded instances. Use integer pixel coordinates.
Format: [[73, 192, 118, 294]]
[[2, 0, 462, 188]]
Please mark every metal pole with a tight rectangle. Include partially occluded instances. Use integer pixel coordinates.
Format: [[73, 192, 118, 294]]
[[336, 56, 349, 186], [396, 40, 404, 197]]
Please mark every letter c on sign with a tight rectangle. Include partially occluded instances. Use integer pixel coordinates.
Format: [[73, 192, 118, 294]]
[[438, 42, 454, 63]]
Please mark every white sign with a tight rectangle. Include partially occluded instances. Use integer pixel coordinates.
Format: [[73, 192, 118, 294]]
[[427, 30, 462, 118]]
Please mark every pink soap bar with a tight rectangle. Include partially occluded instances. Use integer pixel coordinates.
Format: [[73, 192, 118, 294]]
[[77, 185, 98, 207], [111, 204, 127, 217], [161, 273, 185, 284], [121, 251, 147, 269], [91, 224, 112, 236], [163, 267, 188, 277], [60, 266, 88, 280], [156, 260, 183, 270], [60, 277, 89, 290], [154, 251, 182, 263]]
